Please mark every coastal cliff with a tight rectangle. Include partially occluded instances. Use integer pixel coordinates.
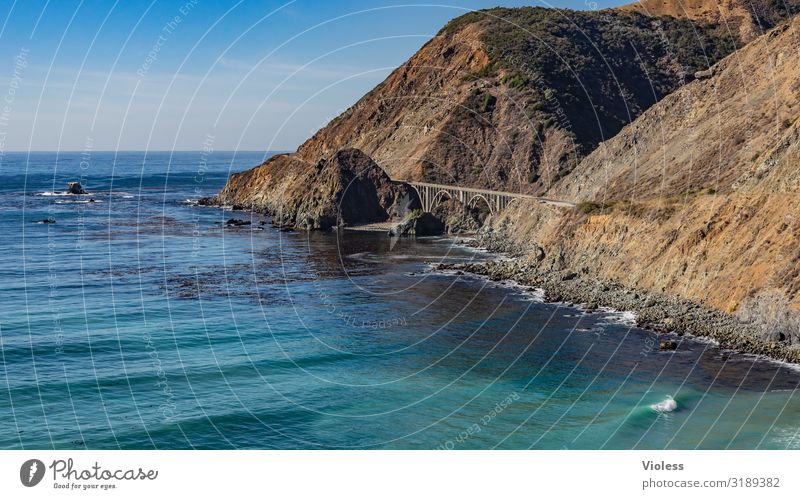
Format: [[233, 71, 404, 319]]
[[220, 6, 742, 205], [480, 15, 800, 350], [219, 148, 418, 229], [217, 3, 800, 356]]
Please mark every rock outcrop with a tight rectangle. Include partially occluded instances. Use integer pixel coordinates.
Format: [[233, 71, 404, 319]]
[[218, 148, 420, 230], [389, 212, 446, 237], [430, 199, 484, 234], [67, 182, 87, 195]]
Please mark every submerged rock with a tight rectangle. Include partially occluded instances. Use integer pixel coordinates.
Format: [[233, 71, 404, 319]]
[[225, 218, 251, 227], [659, 340, 678, 351], [196, 197, 218, 206], [66, 182, 87, 194]]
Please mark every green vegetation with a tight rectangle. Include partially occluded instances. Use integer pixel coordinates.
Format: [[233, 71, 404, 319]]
[[576, 201, 614, 215], [554, 168, 571, 181], [746, 0, 800, 30], [463, 62, 498, 81], [655, 187, 719, 204], [403, 208, 424, 222], [501, 72, 530, 90], [441, 10, 486, 36], [440, 7, 738, 155], [480, 93, 497, 113], [455, 89, 498, 118]]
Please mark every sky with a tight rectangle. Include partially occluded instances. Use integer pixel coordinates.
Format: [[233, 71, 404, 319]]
[[0, 0, 625, 152]]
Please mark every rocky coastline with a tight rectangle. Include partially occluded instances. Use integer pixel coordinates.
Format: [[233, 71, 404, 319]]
[[436, 228, 800, 365]]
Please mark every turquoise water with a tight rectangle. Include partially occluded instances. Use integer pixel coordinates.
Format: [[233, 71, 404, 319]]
[[1, 151, 799, 449]]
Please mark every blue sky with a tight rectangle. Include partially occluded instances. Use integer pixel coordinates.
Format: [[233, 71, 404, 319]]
[[0, 0, 624, 151]]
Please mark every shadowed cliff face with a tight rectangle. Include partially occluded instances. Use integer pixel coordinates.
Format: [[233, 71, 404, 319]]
[[219, 149, 419, 230]]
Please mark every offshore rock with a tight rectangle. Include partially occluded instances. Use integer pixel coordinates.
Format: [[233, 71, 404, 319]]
[[66, 182, 87, 194]]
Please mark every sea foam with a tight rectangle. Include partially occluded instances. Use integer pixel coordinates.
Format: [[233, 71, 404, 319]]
[[651, 396, 677, 413]]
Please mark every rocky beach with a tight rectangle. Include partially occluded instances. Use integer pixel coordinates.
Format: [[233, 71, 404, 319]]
[[438, 228, 800, 364]]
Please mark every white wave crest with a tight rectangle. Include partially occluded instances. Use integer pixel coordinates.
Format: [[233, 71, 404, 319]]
[[651, 395, 677, 413]]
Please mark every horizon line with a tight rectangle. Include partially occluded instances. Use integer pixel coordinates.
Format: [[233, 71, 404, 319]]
[[0, 149, 292, 154]]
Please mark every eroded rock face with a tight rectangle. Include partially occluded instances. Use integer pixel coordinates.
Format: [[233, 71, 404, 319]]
[[67, 182, 87, 194], [218, 148, 421, 231], [430, 199, 485, 234], [389, 212, 446, 237]]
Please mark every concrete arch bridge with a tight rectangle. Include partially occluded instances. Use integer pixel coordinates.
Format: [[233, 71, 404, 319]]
[[402, 180, 573, 214]]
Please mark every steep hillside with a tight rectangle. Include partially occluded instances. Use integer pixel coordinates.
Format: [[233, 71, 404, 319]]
[[219, 6, 739, 213], [620, 0, 800, 42], [214, 4, 800, 352], [493, 16, 800, 321], [298, 7, 736, 193], [551, 16, 800, 202]]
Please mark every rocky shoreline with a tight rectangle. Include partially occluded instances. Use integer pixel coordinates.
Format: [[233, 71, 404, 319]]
[[437, 229, 800, 365]]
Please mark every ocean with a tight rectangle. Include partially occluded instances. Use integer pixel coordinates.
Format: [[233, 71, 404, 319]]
[[1, 151, 799, 449]]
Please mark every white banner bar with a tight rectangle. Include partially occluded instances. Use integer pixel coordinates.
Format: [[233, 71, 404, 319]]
[[1, 451, 797, 498]]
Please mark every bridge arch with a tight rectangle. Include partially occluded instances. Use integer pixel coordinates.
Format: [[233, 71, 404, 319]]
[[405, 183, 424, 210], [467, 194, 493, 215], [431, 190, 453, 211]]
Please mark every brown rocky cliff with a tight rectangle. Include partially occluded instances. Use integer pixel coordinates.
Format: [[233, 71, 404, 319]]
[[218, 149, 419, 230], [499, 17, 800, 315], [550, 17, 800, 202], [266, 7, 739, 194], [295, 24, 491, 182]]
